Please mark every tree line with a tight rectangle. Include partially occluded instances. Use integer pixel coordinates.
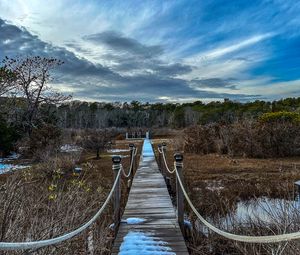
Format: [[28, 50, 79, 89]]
[[1, 56, 300, 157], [54, 97, 300, 129]]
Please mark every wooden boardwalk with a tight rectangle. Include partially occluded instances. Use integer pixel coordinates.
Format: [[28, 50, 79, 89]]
[[112, 140, 189, 255]]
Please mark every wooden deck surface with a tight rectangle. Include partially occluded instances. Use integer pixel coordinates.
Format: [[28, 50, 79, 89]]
[[112, 140, 189, 255]]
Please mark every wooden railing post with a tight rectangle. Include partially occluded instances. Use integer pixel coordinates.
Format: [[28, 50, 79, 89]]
[[162, 142, 167, 177], [158, 144, 162, 173], [128, 143, 135, 188], [129, 143, 134, 169], [112, 156, 121, 231], [174, 153, 184, 232]]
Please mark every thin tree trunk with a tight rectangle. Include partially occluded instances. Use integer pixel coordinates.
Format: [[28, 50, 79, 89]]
[[96, 148, 100, 159]]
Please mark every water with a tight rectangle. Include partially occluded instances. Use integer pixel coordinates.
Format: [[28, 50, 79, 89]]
[[0, 153, 28, 174], [195, 197, 300, 235], [234, 197, 300, 223]]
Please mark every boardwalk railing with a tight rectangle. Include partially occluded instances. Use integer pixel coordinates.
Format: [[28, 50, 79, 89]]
[[0, 144, 138, 251], [158, 143, 300, 243]]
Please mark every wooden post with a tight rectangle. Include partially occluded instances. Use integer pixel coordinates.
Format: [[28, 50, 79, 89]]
[[295, 181, 300, 201], [134, 144, 138, 173], [128, 143, 135, 187], [129, 143, 134, 166], [162, 142, 167, 177], [174, 153, 184, 233], [112, 156, 121, 231], [158, 144, 162, 173]]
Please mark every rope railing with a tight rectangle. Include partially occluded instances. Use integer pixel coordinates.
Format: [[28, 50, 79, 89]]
[[159, 144, 300, 244], [133, 147, 138, 156], [174, 163, 300, 243], [121, 147, 137, 178], [0, 169, 122, 250], [158, 145, 176, 174]]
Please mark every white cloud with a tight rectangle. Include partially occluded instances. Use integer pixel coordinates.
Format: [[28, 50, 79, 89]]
[[181, 58, 250, 81], [184, 33, 275, 64], [178, 34, 275, 90], [240, 79, 300, 99]]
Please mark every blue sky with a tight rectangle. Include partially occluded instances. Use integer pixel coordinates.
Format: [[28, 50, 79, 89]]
[[0, 0, 299, 102]]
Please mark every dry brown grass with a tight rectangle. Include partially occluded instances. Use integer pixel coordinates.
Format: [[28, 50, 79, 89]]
[[152, 138, 300, 204], [0, 139, 143, 255], [152, 138, 300, 255]]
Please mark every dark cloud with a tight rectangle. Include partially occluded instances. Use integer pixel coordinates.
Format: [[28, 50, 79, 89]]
[[190, 78, 237, 89], [101, 52, 192, 76], [153, 63, 192, 76], [83, 31, 192, 76], [83, 31, 163, 58], [60, 72, 258, 102], [0, 18, 114, 77], [0, 19, 259, 102], [88, 31, 193, 77], [64, 41, 94, 56]]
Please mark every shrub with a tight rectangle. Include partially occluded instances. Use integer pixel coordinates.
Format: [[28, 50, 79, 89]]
[[29, 124, 62, 160], [184, 119, 300, 158], [184, 124, 219, 154], [0, 117, 19, 155], [79, 129, 115, 159], [259, 111, 300, 124]]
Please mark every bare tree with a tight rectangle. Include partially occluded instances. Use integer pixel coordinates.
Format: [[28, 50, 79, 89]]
[[81, 129, 114, 159], [3, 56, 71, 134]]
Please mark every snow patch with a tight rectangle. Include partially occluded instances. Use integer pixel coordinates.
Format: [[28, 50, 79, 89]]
[[107, 149, 130, 153], [125, 217, 146, 224], [0, 163, 29, 174], [110, 155, 129, 158], [60, 144, 82, 153], [205, 180, 224, 192], [119, 231, 175, 255], [184, 219, 192, 229]]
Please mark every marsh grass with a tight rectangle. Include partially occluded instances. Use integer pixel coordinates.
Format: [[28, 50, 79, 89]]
[[0, 139, 142, 255], [152, 138, 300, 255]]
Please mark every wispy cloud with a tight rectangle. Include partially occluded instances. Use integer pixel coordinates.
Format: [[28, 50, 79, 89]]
[[195, 33, 275, 61]]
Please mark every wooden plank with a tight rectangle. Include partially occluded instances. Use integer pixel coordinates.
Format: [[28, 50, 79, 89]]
[[112, 140, 189, 254]]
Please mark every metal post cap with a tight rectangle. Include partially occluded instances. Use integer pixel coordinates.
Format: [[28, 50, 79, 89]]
[[158, 144, 162, 148], [112, 156, 122, 164], [129, 143, 135, 148], [174, 153, 183, 162], [162, 142, 167, 147]]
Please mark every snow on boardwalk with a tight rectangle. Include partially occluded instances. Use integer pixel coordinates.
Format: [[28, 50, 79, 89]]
[[112, 140, 189, 255]]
